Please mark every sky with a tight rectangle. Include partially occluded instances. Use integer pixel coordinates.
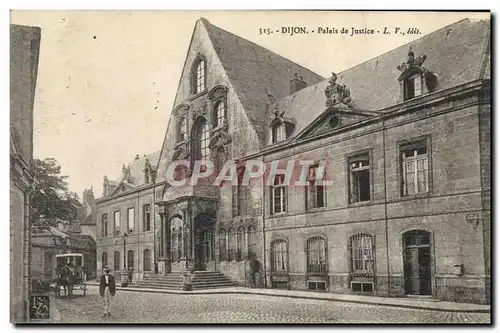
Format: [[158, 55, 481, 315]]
[[10, 10, 489, 199]]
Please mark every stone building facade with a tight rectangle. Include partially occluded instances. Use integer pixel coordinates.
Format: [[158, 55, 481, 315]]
[[96, 17, 490, 304], [96, 152, 163, 282], [10, 24, 41, 323]]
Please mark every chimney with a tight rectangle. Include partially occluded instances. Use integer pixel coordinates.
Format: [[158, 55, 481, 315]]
[[82, 187, 95, 205], [135, 154, 140, 160], [290, 73, 307, 94]]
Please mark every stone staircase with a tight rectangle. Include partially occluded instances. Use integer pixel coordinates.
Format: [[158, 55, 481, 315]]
[[133, 271, 236, 291], [191, 271, 236, 290]]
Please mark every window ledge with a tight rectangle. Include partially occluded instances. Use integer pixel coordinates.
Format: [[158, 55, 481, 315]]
[[270, 212, 287, 217], [189, 89, 208, 101], [306, 206, 328, 213], [348, 200, 372, 208], [400, 192, 431, 201]]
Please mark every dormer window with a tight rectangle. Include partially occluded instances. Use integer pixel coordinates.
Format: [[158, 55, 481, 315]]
[[215, 100, 226, 128], [272, 123, 286, 143], [404, 74, 423, 101], [178, 116, 187, 142], [193, 58, 206, 94]]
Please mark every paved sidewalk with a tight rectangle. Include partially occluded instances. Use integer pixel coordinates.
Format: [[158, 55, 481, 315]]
[[86, 282, 489, 313]]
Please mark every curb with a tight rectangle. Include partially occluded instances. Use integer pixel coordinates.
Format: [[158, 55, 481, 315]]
[[86, 283, 490, 313]]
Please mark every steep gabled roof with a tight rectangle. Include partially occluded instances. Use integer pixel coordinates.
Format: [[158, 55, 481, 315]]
[[201, 19, 325, 142], [269, 18, 490, 141]]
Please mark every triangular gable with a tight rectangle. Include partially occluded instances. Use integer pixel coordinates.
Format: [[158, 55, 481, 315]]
[[109, 181, 137, 197], [292, 107, 378, 142]]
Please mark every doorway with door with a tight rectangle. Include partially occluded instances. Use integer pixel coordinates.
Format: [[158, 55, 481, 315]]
[[403, 230, 432, 295], [194, 214, 215, 271]]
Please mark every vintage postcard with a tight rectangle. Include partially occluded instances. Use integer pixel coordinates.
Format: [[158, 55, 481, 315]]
[[10, 10, 491, 324]]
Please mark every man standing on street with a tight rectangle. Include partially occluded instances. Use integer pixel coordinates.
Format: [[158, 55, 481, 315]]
[[99, 266, 116, 318]]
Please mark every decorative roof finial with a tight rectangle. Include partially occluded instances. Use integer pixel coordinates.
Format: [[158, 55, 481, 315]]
[[324, 72, 353, 108]]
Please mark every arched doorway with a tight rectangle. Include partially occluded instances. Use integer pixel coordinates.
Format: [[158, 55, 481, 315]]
[[194, 214, 216, 271], [403, 230, 432, 295]]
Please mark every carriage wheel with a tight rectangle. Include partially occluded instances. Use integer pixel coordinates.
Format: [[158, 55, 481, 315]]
[[83, 288, 86, 296]]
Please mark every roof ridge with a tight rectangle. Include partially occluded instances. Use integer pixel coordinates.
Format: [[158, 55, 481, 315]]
[[273, 17, 489, 106], [333, 18, 486, 81], [201, 19, 324, 80]]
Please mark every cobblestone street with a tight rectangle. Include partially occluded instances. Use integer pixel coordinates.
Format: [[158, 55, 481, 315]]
[[51, 286, 490, 324]]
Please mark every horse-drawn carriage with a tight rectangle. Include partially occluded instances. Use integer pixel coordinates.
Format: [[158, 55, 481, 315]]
[[51, 253, 87, 298]]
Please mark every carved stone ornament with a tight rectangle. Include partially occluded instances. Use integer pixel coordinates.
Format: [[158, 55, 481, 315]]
[[207, 85, 228, 101], [209, 124, 232, 150], [270, 104, 286, 123], [191, 105, 208, 121], [324, 72, 354, 108], [396, 49, 429, 81], [173, 142, 190, 161]]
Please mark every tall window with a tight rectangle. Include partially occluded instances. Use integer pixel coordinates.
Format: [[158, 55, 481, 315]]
[[101, 214, 108, 237], [272, 175, 287, 214], [271, 123, 286, 143], [402, 143, 429, 196], [306, 236, 327, 273], [195, 119, 210, 163], [227, 228, 235, 262], [404, 74, 423, 100], [307, 165, 326, 209], [215, 101, 226, 128], [143, 204, 151, 232], [127, 207, 135, 233], [350, 234, 375, 275], [178, 117, 187, 142], [247, 226, 257, 257], [101, 252, 108, 268], [114, 251, 120, 271], [219, 228, 227, 262], [143, 249, 151, 271], [194, 59, 205, 94], [271, 239, 288, 272], [114, 210, 121, 235], [127, 250, 134, 270], [236, 226, 245, 261], [349, 154, 371, 203]]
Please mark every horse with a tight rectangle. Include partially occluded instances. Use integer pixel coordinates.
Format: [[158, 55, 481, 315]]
[[54, 265, 77, 299]]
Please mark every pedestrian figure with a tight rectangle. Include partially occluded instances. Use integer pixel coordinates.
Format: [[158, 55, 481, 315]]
[[99, 266, 116, 318], [127, 267, 133, 286]]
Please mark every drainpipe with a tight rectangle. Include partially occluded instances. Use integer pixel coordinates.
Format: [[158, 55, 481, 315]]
[[382, 114, 391, 296], [153, 183, 157, 274], [261, 156, 267, 288]]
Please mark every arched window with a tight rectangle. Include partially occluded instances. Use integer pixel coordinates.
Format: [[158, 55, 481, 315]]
[[219, 228, 227, 261], [236, 226, 245, 261], [306, 236, 327, 273], [271, 239, 288, 272], [193, 59, 206, 94], [214, 101, 226, 128], [143, 249, 151, 271], [127, 250, 134, 270], [227, 228, 235, 262], [247, 225, 257, 258], [178, 117, 187, 142], [113, 251, 120, 271], [101, 252, 108, 268], [349, 233, 375, 275]]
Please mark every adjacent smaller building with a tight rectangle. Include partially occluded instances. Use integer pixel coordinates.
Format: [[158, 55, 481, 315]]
[[96, 152, 164, 281]]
